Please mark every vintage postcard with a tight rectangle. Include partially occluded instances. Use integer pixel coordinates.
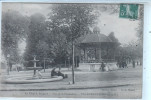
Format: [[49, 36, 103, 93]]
[[0, 2, 143, 99]]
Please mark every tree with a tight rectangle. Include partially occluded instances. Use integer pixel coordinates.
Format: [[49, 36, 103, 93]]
[[48, 4, 97, 84], [108, 32, 119, 43], [2, 10, 29, 64], [47, 4, 97, 61], [132, 5, 143, 61], [49, 4, 97, 42], [24, 13, 47, 65], [36, 40, 49, 60], [136, 5, 144, 42]]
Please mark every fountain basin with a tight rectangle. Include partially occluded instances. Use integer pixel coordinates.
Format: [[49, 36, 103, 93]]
[[26, 67, 43, 70], [3, 76, 63, 84]]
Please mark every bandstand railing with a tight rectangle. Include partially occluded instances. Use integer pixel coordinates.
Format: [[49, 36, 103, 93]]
[[80, 59, 115, 63]]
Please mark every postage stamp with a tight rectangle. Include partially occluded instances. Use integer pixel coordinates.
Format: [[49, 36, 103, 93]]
[[0, 2, 143, 99], [119, 4, 139, 19]]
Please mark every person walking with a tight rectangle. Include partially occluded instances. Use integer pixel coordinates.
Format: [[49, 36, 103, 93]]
[[101, 62, 105, 72], [132, 60, 135, 68]]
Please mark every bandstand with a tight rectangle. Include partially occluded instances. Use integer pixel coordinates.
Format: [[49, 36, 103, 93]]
[[78, 27, 119, 71]]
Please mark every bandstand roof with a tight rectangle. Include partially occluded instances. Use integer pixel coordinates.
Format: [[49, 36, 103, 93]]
[[77, 27, 120, 48], [81, 33, 113, 44]]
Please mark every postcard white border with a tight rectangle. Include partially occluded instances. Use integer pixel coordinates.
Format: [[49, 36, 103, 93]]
[[0, 0, 151, 100]]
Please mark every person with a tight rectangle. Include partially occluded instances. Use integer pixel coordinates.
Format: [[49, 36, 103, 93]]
[[51, 67, 67, 79], [122, 61, 125, 68], [137, 61, 139, 66], [132, 60, 135, 68], [101, 62, 105, 71], [124, 61, 128, 68], [51, 67, 58, 77], [9, 62, 12, 71], [37, 69, 42, 79], [16, 64, 20, 72], [119, 61, 122, 68], [58, 70, 65, 78]]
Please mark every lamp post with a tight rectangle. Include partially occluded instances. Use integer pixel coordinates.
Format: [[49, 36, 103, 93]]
[[43, 58, 49, 72], [69, 26, 75, 84], [6, 54, 10, 75], [43, 58, 46, 72], [68, 19, 76, 84], [72, 41, 75, 84], [68, 57, 70, 70]]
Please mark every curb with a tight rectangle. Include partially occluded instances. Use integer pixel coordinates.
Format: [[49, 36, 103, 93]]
[[0, 84, 132, 91]]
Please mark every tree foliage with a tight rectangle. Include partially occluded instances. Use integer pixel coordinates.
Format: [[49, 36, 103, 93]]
[[22, 4, 97, 65], [24, 13, 47, 62], [49, 4, 97, 41], [2, 10, 29, 63], [108, 32, 119, 43], [45, 4, 97, 63], [2, 4, 143, 66]]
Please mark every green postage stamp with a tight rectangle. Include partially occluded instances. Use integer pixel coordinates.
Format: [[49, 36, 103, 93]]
[[119, 4, 139, 19]]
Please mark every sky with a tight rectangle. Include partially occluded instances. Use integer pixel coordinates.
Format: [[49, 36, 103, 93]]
[[98, 12, 139, 44], [2, 3, 141, 55]]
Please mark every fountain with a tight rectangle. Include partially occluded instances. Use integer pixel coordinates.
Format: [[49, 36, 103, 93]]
[[3, 56, 63, 84], [27, 55, 42, 78]]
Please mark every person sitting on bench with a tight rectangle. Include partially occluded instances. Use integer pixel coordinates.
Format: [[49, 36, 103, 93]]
[[51, 67, 58, 77], [51, 67, 67, 79]]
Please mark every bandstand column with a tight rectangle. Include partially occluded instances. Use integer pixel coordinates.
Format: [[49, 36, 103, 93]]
[[98, 48, 102, 62], [83, 48, 85, 63], [84, 48, 87, 63], [95, 48, 97, 61]]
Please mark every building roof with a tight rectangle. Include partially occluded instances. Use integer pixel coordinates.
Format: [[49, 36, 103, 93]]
[[80, 33, 113, 44]]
